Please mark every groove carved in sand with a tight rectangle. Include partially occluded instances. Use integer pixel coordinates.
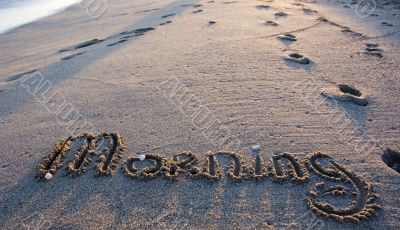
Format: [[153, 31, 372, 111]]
[[37, 134, 381, 223], [304, 152, 381, 223], [36, 132, 125, 178], [95, 132, 125, 176], [37, 137, 72, 178], [270, 153, 309, 183], [66, 133, 95, 176], [124, 153, 167, 179]]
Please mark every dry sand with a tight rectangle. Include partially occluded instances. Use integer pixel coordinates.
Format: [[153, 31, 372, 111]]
[[0, 0, 400, 229]]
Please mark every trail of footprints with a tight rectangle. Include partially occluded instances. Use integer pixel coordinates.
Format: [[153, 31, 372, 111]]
[[4, 1, 389, 84], [37, 132, 381, 223], [54, 3, 209, 61]]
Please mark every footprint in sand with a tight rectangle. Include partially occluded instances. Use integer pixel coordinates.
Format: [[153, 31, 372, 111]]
[[284, 53, 311, 65], [107, 39, 127, 47], [131, 27, 155, 34], [119, 27, 154, 38], [59, 39, 104, 52], [382, 148, 400, 174], [180, 4, 202, 8], [364, 43, 383, 57], [275, 12, 288, 18], [61, 52, 85, 61], [340, 27, 364, 37], [320, 84, 368, 106], [5, 69, 38, 82], [135, 8, 159, 13], [161, 13, 175, 19], [256, 5, 270, 10], [303, 8, 317, 14], [381, 22, 393, 27], [265, 20, 278, 26], [208, 21, 216, 26], [120, 34, 143, 39], [159, 20, 172, 25], [278, 33, 297, 41]]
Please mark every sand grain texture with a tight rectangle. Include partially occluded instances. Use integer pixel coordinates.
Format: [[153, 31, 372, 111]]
[[0, 0, 400, 229]]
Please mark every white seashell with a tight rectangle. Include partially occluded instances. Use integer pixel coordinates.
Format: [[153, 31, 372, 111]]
[[138, 155, 146, 161], [45, 173, 53, 180]]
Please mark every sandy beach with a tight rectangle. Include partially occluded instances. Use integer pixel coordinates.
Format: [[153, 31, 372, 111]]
[[0, 0, 400, 229]]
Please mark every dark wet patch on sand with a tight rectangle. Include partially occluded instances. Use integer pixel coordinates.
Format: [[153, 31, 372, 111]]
[[321, 84, 368, 106]]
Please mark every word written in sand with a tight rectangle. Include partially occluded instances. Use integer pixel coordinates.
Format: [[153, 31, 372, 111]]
[[36, 132, 381, 223]]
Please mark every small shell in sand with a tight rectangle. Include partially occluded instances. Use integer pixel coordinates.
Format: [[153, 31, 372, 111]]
[[45, 173, 53, 180], [139, 154, 146, 161]]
